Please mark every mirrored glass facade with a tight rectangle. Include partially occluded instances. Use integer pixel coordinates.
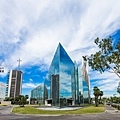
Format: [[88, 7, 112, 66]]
[[45, 43, 74, 106], [44, 43, 90, 106], [32, 43, 90, 106], [31, 84, 48, 104], [72, 62, 90, 105]]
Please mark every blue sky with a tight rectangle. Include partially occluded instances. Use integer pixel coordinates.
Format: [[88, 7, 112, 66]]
[[0, 0, 120, 98]]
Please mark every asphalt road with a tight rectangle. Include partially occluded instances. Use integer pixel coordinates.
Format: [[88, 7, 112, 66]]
[[0, 105, 120, 120]]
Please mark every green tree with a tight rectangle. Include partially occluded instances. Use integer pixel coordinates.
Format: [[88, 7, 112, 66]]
[[117, 88, 120, 94], [117, 82, 120, 94], [110, 96, 120, 103], [4, 97, 10, 101], [84, 37, 120, 78], [14, 96, 19, 104], [25, 95, 29, 100], [10, 97, 14, 104], [99, 91, 103, 104], [93, 86, 100, 107], [4, 97, 15, 104], [19, 95, 25, 107], [18, 95, 29, 107]]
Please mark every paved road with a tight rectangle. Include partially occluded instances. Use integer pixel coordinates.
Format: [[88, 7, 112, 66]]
[[0, 106, 12, 114], [0, 105, 120, 120]]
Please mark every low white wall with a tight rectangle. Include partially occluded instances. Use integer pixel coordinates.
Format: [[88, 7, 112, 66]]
[[1, 101, 11, 106]]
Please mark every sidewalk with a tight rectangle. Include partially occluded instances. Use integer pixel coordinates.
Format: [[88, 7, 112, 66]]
[[36, 106, 82, 110], [0, 106, 13, 114]]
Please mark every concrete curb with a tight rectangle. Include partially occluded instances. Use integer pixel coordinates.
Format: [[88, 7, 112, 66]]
[[10, 106, 14, 114]]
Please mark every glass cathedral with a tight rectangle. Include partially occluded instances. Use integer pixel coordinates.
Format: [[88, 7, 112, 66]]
[[31, 84, 48, 104], [31, 43, 90, 106]]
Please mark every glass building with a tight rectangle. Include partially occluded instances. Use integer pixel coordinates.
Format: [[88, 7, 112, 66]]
[[31, 84, 48, 104], [44, 43, 75, 106], [71, 61, 90, 105], [44, 43, 90, 106], [31, 43, 90, 106]]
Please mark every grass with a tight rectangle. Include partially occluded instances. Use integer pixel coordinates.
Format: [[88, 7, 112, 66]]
[[0, 104, 8, 106], [12, 104, 105, 115]]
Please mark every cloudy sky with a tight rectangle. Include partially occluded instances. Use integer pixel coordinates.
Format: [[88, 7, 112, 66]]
[[0, 0, 120, 98]]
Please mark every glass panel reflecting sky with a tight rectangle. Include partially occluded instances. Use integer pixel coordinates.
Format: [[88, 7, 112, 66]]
[[44, 43, 90, 106], [45, 43, 74, 104]]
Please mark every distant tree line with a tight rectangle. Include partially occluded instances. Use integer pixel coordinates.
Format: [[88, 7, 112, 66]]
[[4, 95, 29, 107]]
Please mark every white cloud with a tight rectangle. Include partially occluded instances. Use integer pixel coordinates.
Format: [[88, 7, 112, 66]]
[[0, 82, 6, 88], [0, 0, 120, 71], [22, 82, 41, 89], [29, 78, 33, 82], [0, 0, 120, 96], [90, 70, 119, 97]]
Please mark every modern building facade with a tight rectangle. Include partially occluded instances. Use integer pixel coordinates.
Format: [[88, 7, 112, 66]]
[[51, 74, 59, 105], [44, 43, 75, 106], [82, 58, 90, 103], [71, 59, 90, 105], [0, 82, 6, 101], [44, 43, 90, 106], [31, 84, 48, 104], [6, 70, 22, 98], [31, 43, 90, 106]]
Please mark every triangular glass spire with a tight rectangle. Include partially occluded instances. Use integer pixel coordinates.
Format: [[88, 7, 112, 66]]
[[49, 43, 74, 74]]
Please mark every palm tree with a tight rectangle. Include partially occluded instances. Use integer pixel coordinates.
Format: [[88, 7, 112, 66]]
[[93, 86, 100, 107], [14, 96, 19, 104], [117, 82, 120, 94], [25, 95, 29, 100], [20, 96, 26, 107], [4, 97, 10, 101], [117, 87, 120, 94], [18, 95, 27, 107], [99, 91, 103, 104]]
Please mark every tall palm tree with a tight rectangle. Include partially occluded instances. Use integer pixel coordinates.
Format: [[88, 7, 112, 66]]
[[99, 91, 103, 104], [18, 95, 27, 107], [117, 82, 120, 94], [93, 86, 100, 107], [25, 95, 29, 100]]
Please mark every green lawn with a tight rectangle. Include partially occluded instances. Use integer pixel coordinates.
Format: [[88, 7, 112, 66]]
[[12, 104, 105, 114], [0, 104, 7, 106]]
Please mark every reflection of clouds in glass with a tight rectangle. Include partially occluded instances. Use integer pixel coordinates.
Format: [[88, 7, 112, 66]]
[[43, 73, 49, 81], [60, 72, 71, 84], [45, 43, 74, 99], [46, 85, 50, 90], [60, 84, 71, 92], [60, 71, 72, 95], [60, 63, 73, 73], [59, 61, 73, 98], [60, 63, 69, 71]]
